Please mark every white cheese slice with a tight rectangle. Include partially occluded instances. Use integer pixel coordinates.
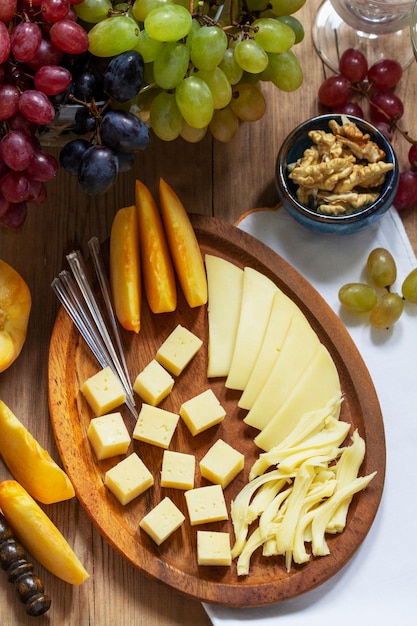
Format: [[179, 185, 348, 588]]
[[238, 289, 306, 410], [199, 439, 244, 489], [244, 314, 321, 430], [254, 344, 342, 452], [87, 412, 131, 461], [160, 450, 195, 490], [156, 324, 202, 376], [104, 453, 154, 505], [225, 267, 278, 391], [184, 484, 228, 525], [205, 254, 244, 378]]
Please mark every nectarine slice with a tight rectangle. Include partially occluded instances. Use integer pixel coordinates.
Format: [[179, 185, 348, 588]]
[[0, 259, 31, 373], [0, 480, 89, 585], [135, 179, 177, 313], [159, 178, 207, 308], [0, 400, 75, 504], [110, 205, 141, 333]]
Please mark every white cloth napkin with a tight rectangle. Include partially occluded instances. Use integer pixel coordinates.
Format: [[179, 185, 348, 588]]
[[203, 206, 417, 625]]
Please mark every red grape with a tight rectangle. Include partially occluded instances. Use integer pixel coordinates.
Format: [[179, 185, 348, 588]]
[[41, 0, 71, 22], [49, 19, 89, 55], [25, 150, 58, 181], [339, 48, 368, 83], [0, 22, 11, 64], [408, 144, 417, 170], [368, 59, 402, 91], [0, 0, 17, 23], [10, 21, 42, 63], [18, 90, 56, 125], [318, 74, 351, 107], [0, 171, 31, 203], [0, 84, 20, 120], [0, 201, 28, 229], [26, 38, 64, 70], [394, 170, 417, 211], [34, 65, 72, 95], [0, 131, 35, 171], [370, 91, 404, 123], [332, 101, 364, 117]]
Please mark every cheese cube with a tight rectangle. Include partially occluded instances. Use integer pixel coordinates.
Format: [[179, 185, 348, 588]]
[[180, 389, 226, 436], [132, 404, 179, 449], [184, 484, 228, 525], [139, 497, 185, 545], [197, 530, 231, 566], [104, 453, 153, 505], [156, 324, 203, 376], [160, 450, 195, 490], [200, 439, 244, 488], [80, 366, 126, 416], [87, 412, 131, 460], [133, 359, 174, 406]]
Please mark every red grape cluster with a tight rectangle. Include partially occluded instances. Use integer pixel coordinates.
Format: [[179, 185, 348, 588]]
[[318, 48, 417, 213], [0, 0, 89, 228]]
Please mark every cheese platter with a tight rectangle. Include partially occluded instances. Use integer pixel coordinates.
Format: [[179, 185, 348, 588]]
[[48, 214, 385, 607]]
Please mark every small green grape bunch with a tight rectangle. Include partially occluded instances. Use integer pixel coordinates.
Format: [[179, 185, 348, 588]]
[[338, 247, 417, 329]]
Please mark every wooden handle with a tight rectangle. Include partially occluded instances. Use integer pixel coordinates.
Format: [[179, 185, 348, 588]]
[[0, 512, 51, 617]]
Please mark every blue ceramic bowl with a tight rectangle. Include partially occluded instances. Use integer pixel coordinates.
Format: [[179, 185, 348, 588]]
[[275, 114, 399, 235]]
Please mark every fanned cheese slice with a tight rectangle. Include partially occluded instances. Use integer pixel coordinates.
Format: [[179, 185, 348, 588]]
[[205, 255, 244, 378], [244, 314, 321, 430], [225, 267, 278, 391], [254, 344, 342, 452], [238, 290, 306, 410]]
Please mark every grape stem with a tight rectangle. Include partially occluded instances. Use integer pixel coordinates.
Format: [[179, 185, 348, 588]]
[[350, 81, 417, 148]]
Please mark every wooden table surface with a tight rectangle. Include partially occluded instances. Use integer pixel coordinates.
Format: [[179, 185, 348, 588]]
[[1, 1, 416, 624]]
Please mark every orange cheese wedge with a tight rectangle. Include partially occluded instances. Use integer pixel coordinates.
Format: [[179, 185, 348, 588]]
[[159, 178, 207, 308], [135, 179, 177, 313]]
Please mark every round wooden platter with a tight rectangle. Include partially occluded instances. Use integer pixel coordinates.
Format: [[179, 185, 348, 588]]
[[48, 214, 385, 608]]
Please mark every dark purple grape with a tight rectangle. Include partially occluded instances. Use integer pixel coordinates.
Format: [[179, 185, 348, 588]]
[[72, 106, 96, 134], [78, 144, 118, 195], [103, 50, 144, 103], [99, 109, 150, 152], [59, 138, 90, 175], [75, 70, 96, 97]]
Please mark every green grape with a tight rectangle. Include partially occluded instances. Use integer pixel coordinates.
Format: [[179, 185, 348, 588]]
[[262, 50, 303, 91], [252, 18, 295, 53], [234, 39, 269, 74], [246, 0, 270, 10], [73, 0, 112, 23], [132, 0, 172, 22], [134, 30, 164, 62], [145, 5, 192, 41], [230, 83, 266, 122], [219, 48, 243, 85], [175, 76, 214, 128], [190, 26, 228, 71], [132, 85, 162, 124], [367, 248, 397, 288], [277, 15, 305, 44], [194, 67, 232, 109], [338, 283, 378, 313], [269, 0, 306, 16], [401, 268, 417, 303], [88, 15, 140, 57], [153, 42, 190, 89], [369, 292, 404, 329], [185, 19, 201, 51], [180, 121, 208, 143], [150, 92, 183, 141], [209, 106, 240, 142]]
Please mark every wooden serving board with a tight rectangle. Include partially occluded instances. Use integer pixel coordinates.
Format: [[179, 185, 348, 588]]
[[48, 214, 385, 607]]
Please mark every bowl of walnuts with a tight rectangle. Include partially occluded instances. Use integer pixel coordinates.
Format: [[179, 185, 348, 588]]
[[275, 113, 399, 234]]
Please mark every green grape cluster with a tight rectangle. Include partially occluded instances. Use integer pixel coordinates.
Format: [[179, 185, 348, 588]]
[[338, 247, 417, 329], [74, 0, 306, 143]]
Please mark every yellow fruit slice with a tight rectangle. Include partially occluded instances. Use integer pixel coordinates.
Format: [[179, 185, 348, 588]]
[[159, 178, 207, 308], [110, 205, 141, 333], [0, 400, 74, 504], [0, 480, 89, 585], [0, 259, 31, 373], [135, 179, 177, 313]]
